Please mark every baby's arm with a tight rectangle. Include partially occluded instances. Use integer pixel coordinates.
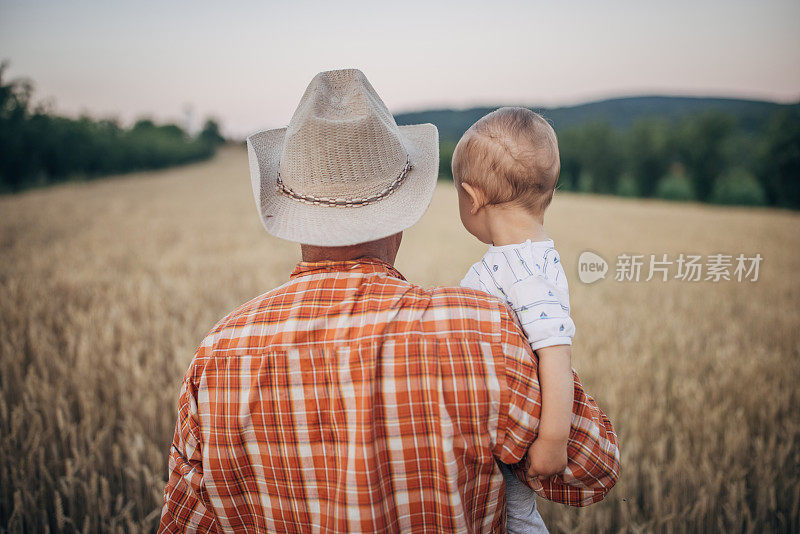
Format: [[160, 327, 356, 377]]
[[501, 269, 576, 479], [526, 345, 573, 478], [461, 257, 576, 478]]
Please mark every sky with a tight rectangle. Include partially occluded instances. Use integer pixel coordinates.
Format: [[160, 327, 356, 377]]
[[1, 0, 799, 138]]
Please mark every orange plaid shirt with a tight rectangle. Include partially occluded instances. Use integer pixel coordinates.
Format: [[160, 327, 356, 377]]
[[159, 258, 619, 533]]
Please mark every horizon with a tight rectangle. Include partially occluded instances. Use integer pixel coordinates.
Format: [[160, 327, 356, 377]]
[[2, 76, 795, 137], [393, 92, 800, 115], [2, 0, 799, 137]]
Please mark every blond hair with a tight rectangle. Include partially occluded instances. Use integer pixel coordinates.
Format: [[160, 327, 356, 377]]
[[452, 107, 560, 214]]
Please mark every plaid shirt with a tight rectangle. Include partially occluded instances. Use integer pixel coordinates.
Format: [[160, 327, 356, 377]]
[[159, 258, 620, 533]]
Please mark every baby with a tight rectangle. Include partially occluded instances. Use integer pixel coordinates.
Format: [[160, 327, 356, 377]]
[[454, 107, 575, 533]]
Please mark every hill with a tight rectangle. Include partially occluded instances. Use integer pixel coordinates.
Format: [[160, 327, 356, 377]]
[[395, 95, 798, 141]]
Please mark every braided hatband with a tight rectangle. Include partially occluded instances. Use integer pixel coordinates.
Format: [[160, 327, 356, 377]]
[[276, 157, 413, 207]]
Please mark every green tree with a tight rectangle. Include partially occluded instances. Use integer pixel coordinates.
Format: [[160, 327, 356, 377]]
[[200, 119, 225, 146], [676, 111, 734, 202], [0, 65, 220, 193], [580, 122, 622, 194], [656, 169, 696, 201], [558, 123, 622, 194], [438, 140, 456, 180], [711, 168, 766, 206], [758, 108, 800, 209], [626, 118, 672, 198], [0, 62, 35, 191], [556, 129, 582, 191], [616, 172, 639, 197]]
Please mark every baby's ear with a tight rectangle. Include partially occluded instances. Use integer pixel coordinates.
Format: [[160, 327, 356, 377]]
[[461, 182, 487, 214]]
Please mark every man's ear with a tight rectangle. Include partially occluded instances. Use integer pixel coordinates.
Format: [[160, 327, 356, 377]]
[[460, 182, 487, 215]]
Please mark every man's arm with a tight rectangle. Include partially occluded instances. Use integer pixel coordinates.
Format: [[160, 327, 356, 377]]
[[493, 307, 621, 507], [158, 376, 219, 533]]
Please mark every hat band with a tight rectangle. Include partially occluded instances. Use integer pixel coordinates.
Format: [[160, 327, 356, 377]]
[[276, 157, 413, 208]]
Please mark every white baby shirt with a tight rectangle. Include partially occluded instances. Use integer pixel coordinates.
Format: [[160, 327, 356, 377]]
[[460, 239, 575, 350]]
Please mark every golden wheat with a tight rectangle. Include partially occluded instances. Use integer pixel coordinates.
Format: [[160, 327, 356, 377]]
[[1, 148, 798, 532]]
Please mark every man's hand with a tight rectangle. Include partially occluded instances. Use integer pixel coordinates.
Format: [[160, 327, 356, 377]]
[[526, 435, 568, 479]]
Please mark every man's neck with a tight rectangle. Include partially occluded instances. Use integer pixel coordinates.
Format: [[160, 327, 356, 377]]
[[300, 233, 402, 265], [484, 204, 548, 246]]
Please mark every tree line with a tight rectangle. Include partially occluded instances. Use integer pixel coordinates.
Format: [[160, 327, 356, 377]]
[[0, 64, 225, 193], [438, 106, 800, 209]]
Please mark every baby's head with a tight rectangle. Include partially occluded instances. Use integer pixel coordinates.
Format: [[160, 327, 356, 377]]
[[452, 107, 560, 243]]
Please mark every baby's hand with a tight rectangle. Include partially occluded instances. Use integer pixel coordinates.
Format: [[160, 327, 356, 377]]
[[525, 436, 568, 479]]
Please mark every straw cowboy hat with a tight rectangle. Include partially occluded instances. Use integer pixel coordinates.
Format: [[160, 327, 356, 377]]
[[246, 69, 439, 246]]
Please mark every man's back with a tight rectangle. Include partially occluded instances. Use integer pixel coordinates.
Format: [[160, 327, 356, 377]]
[[159, 258, 619, 533]]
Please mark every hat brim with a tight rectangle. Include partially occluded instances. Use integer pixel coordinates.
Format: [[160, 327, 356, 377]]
[[247, 123, 439, 247]]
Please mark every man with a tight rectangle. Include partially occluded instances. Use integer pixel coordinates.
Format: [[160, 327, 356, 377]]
[[159, 69, 619, 533]]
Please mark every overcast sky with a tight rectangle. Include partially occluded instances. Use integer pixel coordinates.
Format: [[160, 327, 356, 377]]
[[2, 0, 799, 137]]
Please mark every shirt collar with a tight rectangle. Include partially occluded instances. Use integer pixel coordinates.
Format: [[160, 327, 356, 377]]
[[290, 257, 407, 281]]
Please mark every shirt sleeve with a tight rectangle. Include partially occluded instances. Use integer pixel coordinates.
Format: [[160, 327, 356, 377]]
[[493, 306, 621, 507], [504, 272, 575, 350], [158, 371, 220, 533], [460, 262, 494, 295]]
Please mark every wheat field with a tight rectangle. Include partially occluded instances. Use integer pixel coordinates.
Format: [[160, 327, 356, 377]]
[[1, 147, 798, 533]]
